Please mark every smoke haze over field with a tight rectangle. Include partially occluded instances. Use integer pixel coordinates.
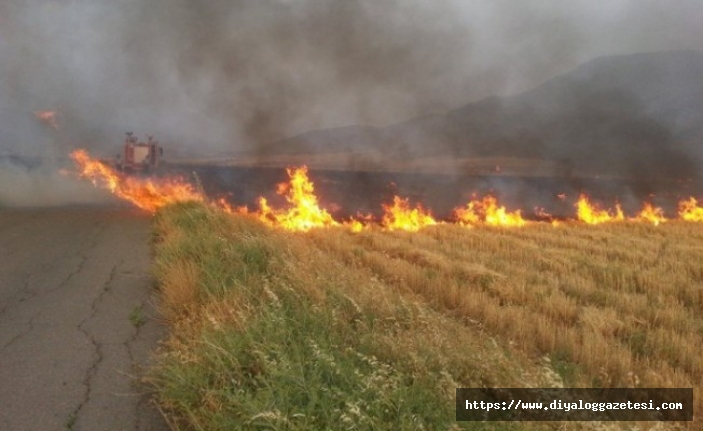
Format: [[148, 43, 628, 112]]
[[1, 0, 703, 154], [1, 1, 703, 207], [0, 162, 113, 207]]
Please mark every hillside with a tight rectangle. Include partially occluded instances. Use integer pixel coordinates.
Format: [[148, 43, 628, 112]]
[[265, 50, 703, 182]]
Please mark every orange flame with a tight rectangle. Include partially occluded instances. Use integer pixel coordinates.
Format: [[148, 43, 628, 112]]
[[70, 150, 703, 228], [382, 196, 437, 231], [454, 201, 480, 226], [678, 197, 703, 222], [344, 212, 374, 232], [346, 219, 365, 233], [34, 110, 59, 130], [256, 166, 338, 231], [534, 207, 561, 227], [454, 195, 526, 227], [70, 149, 204, 213], [575, 194, 624, 225], [633, 202, 667, 226], [216, 198, 249, 215]]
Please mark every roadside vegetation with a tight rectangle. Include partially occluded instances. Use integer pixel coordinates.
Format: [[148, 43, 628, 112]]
[[149, 201, 702, 430]]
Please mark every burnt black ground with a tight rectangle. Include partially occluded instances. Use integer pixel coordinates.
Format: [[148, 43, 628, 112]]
[[173, 164, 698, 221], [0, 208, 169, 431]]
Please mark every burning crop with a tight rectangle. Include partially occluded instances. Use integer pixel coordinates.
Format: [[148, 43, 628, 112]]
[[633, 202, 667, 226], [256, 166, 339, 232], [381, 196, 438, 231], [70, 149, 204, 213], [69, 149, 703, 229], [454, 195, 526, 227], [575, 194, 625, 225], [345, 212, 373, 233], [678, 197, 703, 222]]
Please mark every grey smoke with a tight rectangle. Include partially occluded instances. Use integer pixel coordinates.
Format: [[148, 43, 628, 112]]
[[2, 1, 702, 151], [0, 160, 113, 208], [1, 1, 702, 206]]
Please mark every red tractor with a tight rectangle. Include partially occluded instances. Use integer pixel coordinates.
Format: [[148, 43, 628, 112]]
[[116, 132, 163, 174]]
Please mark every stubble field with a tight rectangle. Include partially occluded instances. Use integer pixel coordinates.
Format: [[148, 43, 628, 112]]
[[149, 202, 702, 430]]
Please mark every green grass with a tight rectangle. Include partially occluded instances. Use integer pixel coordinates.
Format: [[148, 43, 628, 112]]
[[129, 305, 146, 328], [149, 202, 700, 430], [65, 412, 76, 431], [148, 202, 554, 430]]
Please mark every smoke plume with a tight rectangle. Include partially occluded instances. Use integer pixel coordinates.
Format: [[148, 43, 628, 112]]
[[1, 1, 702, 206]]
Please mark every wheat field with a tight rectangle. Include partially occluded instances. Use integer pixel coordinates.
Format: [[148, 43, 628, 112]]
[[149, 202, 702, 430]]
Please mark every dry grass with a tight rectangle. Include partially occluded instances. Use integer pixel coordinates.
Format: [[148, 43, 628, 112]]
[[153, 260, 200, 320], [149, 202, 701, 430], [306, 221, 703, 421]]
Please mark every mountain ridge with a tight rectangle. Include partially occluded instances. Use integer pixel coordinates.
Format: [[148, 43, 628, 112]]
[[265, 50, 703, 182]]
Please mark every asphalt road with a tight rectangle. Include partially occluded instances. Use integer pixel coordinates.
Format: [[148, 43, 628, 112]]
[[0, 208, 169, 431]]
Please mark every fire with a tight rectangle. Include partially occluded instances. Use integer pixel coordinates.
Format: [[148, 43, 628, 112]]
[[34, 110, 59, 130], [344, 213, 374, 232], [633, 203, 667, 226], [476, 196, 526, 227], [575, 194, 624, 225], [255, 166, 338, 231], [382, 196, 437, 231], [68, 149, 703, 228], [534, 207, 561, 227], [216, 198, 249, 215], [454, 195, 526, 227], [347, 219, 365, 233], [70, 149, 204, 212], [678, 197, 703, 222], [454, 201, 480, 226]]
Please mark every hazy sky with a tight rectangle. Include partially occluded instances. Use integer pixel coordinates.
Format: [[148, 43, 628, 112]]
[[1, 0, 702, 154]]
